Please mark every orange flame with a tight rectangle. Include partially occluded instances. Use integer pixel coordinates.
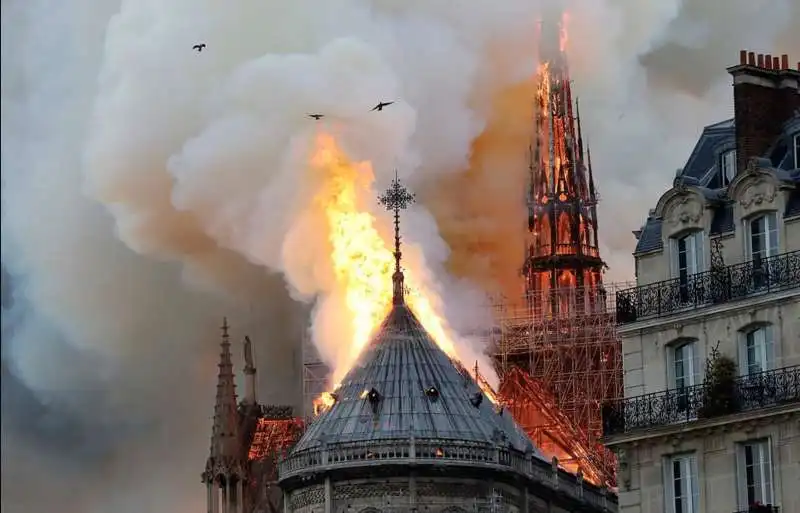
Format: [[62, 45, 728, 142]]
[[309, 133, 464, 410]]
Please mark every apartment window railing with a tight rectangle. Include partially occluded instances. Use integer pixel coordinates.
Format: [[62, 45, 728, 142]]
[[602, 365, 800, 436], [616, 250, 800, 324], [734, 506, 780, 513]]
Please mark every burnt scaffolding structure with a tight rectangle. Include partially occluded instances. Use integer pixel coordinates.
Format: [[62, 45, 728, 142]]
[[488, 283, 632, 487]]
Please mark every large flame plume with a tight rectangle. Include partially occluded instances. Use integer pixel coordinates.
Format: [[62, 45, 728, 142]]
[[310, 133, 463, 391], [310, 131, 492, 413]]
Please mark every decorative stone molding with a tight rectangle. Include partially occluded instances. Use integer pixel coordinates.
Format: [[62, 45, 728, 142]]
[[739, 178, 777, 210], [728, 157, 786, 218], [655, 187, 707, 238]]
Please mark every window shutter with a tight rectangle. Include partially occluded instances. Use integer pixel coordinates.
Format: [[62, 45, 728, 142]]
[[663, 457, 674, 513], [766, 213, 779, 256], [764, 439, 774, 504], [737, 332, 748, 377], [690, 342, 702, 386], [745, 218, 753, 259], [689, 455, 700, 513], [764, 325, 775, 370], [670, 238, 679, 278], [667, 345, 676, 389], [695, 231, 706, 273], [735, 444, 747, 509]]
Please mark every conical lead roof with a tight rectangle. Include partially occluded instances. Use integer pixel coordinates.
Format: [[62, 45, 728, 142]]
[[294, 303, 537, 454], [293, 174, 540, 457]]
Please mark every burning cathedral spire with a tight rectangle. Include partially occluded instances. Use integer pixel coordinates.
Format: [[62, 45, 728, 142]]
[[523, 16, 606, 315]]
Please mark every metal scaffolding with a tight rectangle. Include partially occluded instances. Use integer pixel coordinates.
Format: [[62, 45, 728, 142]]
[[487, 282, 632, 486], [301, 331, 330, 420]]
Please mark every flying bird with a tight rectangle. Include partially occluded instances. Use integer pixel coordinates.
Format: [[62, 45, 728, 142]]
[[308, 114, 325, 120], [371, 101, 394, 112], [193, 43, 206, 52]]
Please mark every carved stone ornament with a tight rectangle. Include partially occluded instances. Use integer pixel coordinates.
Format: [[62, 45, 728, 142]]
[[739, 179, 777, 209], [666, 195, 703, 229]]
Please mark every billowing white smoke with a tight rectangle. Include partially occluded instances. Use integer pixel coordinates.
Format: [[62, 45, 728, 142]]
[[2, 0, 798, 512]]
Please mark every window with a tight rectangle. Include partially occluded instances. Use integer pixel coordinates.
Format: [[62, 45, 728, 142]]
[[668, 340, 701, 415], [670, 341, 701, 389], [664, 453, 699, 513], [673, 230, 704, 278], [747, 213, 778, 263], [720, 149, 736, 186], [740, 326, 774, 375], [737, 439, 773, 509]]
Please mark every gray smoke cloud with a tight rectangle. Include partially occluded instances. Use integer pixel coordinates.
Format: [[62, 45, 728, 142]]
[[2, 0, 797, 512]]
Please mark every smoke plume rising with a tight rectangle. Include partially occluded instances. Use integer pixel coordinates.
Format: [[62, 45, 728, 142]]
[[2, 0, 797, 512]]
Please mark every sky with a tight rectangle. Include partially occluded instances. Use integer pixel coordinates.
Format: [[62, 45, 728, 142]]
[[1, 0, 798, 511]]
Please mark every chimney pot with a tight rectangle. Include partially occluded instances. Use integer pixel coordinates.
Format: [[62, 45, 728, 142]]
[[748, 52, 756, 65], [765, 54, 772, 69], [781, 54, 789, 70], [773, 57, 780, 70], [757, 54, 764, 67], [740, 50, 747, 65]]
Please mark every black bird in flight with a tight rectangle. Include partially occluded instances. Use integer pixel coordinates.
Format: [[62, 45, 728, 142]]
[[308, 114, 324, 120], [371, 101, 394, 112], [193, 43, 206, 52]]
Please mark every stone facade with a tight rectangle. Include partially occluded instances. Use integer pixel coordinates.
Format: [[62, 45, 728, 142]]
[[607, 52, 800, 513]]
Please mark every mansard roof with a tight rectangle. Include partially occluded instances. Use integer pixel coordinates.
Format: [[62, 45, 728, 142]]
[[634, 114, 800, 255], [292, 302, 538, 456]]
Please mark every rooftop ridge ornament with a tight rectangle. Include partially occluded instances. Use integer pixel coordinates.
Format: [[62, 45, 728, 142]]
[[378, 170, 415, 305]]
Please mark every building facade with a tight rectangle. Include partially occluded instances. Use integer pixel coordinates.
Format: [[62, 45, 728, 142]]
[[604, 51, 800, 513]]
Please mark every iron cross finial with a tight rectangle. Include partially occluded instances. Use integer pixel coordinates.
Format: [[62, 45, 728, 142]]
[[378, 171, 415, 304]]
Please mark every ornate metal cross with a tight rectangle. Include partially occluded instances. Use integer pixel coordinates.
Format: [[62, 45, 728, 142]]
[[378, 171, 415, 274]]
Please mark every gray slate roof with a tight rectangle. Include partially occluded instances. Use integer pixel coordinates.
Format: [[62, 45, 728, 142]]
[[292, 303, 539, 457], [634, 114, 800, 255]]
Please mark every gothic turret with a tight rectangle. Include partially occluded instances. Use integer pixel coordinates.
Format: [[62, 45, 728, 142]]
[[203, 318, 246, 513]]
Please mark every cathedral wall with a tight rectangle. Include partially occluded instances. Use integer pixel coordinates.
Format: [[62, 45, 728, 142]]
[[286, 475, 531, 512]]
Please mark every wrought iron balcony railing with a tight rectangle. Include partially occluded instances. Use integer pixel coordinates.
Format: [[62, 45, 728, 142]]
[[616, 250, 800, 324], [734, 506, 780, 513], [602, 365, 800, 437]]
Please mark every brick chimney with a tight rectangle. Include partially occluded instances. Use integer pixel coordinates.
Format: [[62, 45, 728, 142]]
[[727, 50, 800, 174]]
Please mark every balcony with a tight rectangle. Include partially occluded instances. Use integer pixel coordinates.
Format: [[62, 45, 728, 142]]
[[602, 365, 800, 437], [734, 507, 780, 513], [616, 250, 800, 324]]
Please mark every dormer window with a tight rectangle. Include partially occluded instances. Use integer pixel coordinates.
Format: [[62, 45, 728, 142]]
[[720, 149, 736, 186]]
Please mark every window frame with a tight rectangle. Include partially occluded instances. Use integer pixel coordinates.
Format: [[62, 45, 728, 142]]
[[745, 212, 779, 262], [736, 438, 774, 509], [739, 325, 775, 376], [671, 230, 706, 281], [720, 148, 737, 186], [664, 452, 700, 513], [667, 339, 702, 389]]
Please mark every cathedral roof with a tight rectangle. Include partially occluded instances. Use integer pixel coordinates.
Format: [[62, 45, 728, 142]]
[[292, 302, 538, 455]]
